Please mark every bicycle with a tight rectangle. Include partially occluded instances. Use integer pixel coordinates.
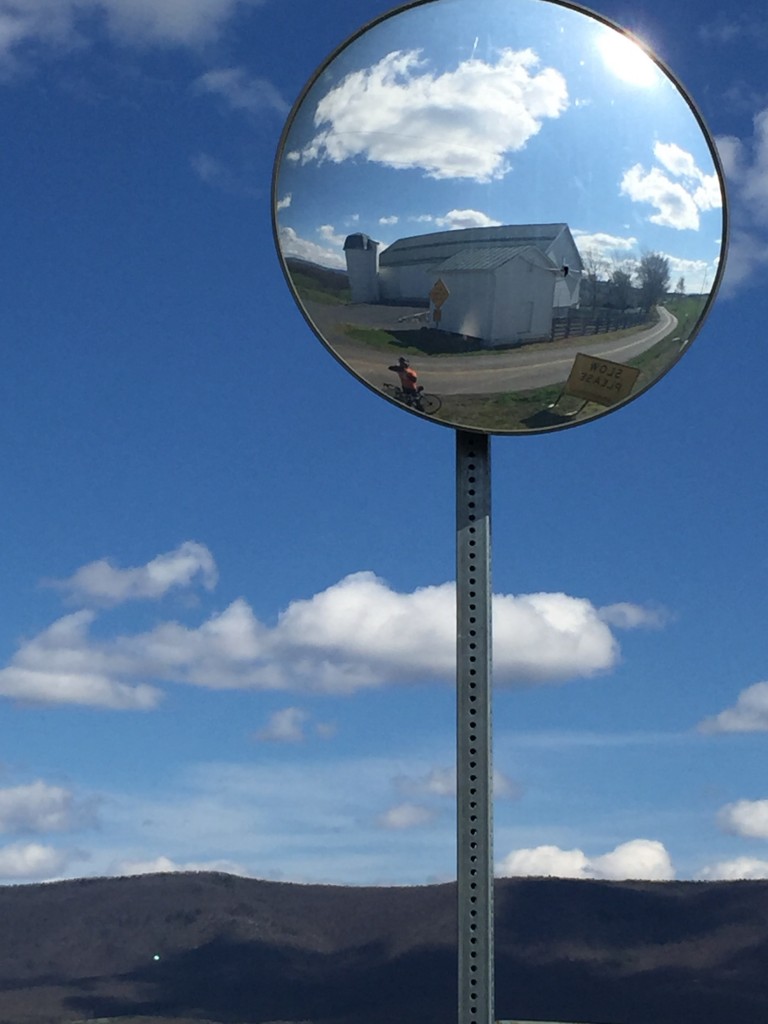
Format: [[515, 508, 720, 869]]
[[381, 382, 442, 415]]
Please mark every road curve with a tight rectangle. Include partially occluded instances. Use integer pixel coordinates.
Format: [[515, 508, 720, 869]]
[[303, 301, 678, 397]]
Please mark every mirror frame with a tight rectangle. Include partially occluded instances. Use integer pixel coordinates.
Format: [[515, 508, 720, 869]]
[[272, 0, 729, 435]]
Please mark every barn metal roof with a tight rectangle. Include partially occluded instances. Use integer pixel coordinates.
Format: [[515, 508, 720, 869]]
[[436, 244, 552, 272], [380, 223, 571, 268]]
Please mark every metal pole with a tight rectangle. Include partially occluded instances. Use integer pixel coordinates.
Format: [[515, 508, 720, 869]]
[[456, 429, 494, 1024]]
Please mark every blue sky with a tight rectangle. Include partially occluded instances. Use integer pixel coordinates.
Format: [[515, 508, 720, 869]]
[[1, 0, 768, 887], [276, 0, 722, 286]]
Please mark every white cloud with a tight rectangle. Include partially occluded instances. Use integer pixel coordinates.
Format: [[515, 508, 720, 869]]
[[654, 142, 722, 210], [697, 857, 768, 881], [194, 66, 288, 115], [376, 802, 438, 830], [621, 166, 702, 231], [0, 0, 81, 69], [498, 844, 589, 878], [407, 209, 502, 231], [726, 110, 768, 219], [573, 233, 715, 286], [277, 193, 292, 212], [1, 559, 660, 707], [0, 841, 78, 880], [114, 854, 251, 877], [192, 152, 231, 186], [255, 706, 308, 743], [0, 781, 98, 834], [698, 681, 768, 733], [598, 602, 667, 629], [497, 838, 674, 880], [272, 574, 629, 689], [493, 770, 522, 800], [394, 765, 519, 800], [379, 215, 399, 226], [716, 134, 744, 180], [575, 234, 715, 291], [714, 111, 768, 295], [589, 839, 674, 880], [50, 541, 218, 606], [191, 153, 259, 197], [717, 228, 768, 298], [277, 225, 346, 269], [83, 756, 458, 885], [291, 48, 568, 183], [0, 610, 162, 709], [318, 224, 347, 248], [314, 721, 338, 740], [102, 0, 264, 46], [0, 0, 263, 66], [718, 799, 768, 839], [697, 17, 752, 45], [272, 577, 630, 688], [574, 231, 640, 265], [663, 253, 717, 290], [621, 141, 722, 231], [394, 766, 455, 799], [437, 209, 502, 230]]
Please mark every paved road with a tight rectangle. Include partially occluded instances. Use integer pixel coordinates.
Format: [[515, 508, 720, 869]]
[[304, 301, 678, 396]]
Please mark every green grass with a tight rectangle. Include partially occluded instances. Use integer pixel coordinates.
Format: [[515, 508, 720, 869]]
[[292, 272, 351, 306], [342, 325, 413, 350], [435, 385, 577, 432], [342, 323, 487, 356], [663, 294, 708, 338], [342, 318, 668, 359]]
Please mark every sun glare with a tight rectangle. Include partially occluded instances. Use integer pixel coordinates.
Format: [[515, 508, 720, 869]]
[[598, 30, 658, 88]]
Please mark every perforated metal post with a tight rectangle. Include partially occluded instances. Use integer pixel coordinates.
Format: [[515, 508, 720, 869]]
[[456, 430, 494, 1024]]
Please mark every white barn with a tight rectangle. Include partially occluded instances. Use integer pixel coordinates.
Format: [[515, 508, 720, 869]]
[[433, 245, 557, 346], [343, 223, 583, 348]]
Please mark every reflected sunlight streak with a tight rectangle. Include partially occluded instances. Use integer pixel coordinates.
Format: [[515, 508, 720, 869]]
[[597, 30, 658, 88]]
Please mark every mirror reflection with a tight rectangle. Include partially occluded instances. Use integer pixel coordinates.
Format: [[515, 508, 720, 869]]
[[273, 0, 726, 434]]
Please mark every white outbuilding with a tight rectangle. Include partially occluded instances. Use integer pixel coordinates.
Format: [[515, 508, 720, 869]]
[[343, 232, 381, 303], [431, 245, 557, 346], [344, 223, 583, 348]]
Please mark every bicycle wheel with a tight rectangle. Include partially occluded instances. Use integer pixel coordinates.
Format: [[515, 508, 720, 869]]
[[417, 393, 441, 414], [381, 382, 401, 400]]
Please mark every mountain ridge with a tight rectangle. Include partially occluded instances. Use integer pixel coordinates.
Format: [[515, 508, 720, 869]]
[[1, 871, 767, 1023]]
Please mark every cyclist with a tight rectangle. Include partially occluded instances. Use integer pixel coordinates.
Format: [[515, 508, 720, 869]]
[[388, 357, 420, 400]]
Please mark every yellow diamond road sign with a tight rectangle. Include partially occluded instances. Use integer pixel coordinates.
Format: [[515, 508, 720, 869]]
[[429, 278, 450, 308]]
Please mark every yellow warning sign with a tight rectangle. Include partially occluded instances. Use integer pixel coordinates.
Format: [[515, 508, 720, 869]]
[[564, 353, 641, 407], [429, 278, 450, 308]]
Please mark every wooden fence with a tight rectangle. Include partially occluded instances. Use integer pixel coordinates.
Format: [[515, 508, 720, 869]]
[[551, 308, 651, 341]]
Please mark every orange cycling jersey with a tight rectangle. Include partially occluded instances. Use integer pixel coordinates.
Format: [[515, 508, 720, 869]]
[[395, 366, 418, 392]]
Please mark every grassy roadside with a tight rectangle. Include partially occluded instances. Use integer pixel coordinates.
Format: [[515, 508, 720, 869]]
[[293, 272, 351, 306], [342, 317, 662, 360]]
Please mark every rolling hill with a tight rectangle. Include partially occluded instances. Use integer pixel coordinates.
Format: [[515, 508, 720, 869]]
[[1, 872, 767, 1023]]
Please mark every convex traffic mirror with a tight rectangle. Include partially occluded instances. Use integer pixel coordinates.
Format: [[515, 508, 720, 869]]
[[273, 0, 727, 434]]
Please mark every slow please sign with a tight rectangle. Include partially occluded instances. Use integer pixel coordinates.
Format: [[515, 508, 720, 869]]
[[564, 353, 641, 407]]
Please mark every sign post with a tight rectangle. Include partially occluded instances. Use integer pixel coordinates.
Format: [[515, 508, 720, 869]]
[[272, 2, 727, 1022], [456, 431, 494, 1024]]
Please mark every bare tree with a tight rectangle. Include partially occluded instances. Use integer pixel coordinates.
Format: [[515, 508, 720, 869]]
[[581, 249, 608, 310]]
